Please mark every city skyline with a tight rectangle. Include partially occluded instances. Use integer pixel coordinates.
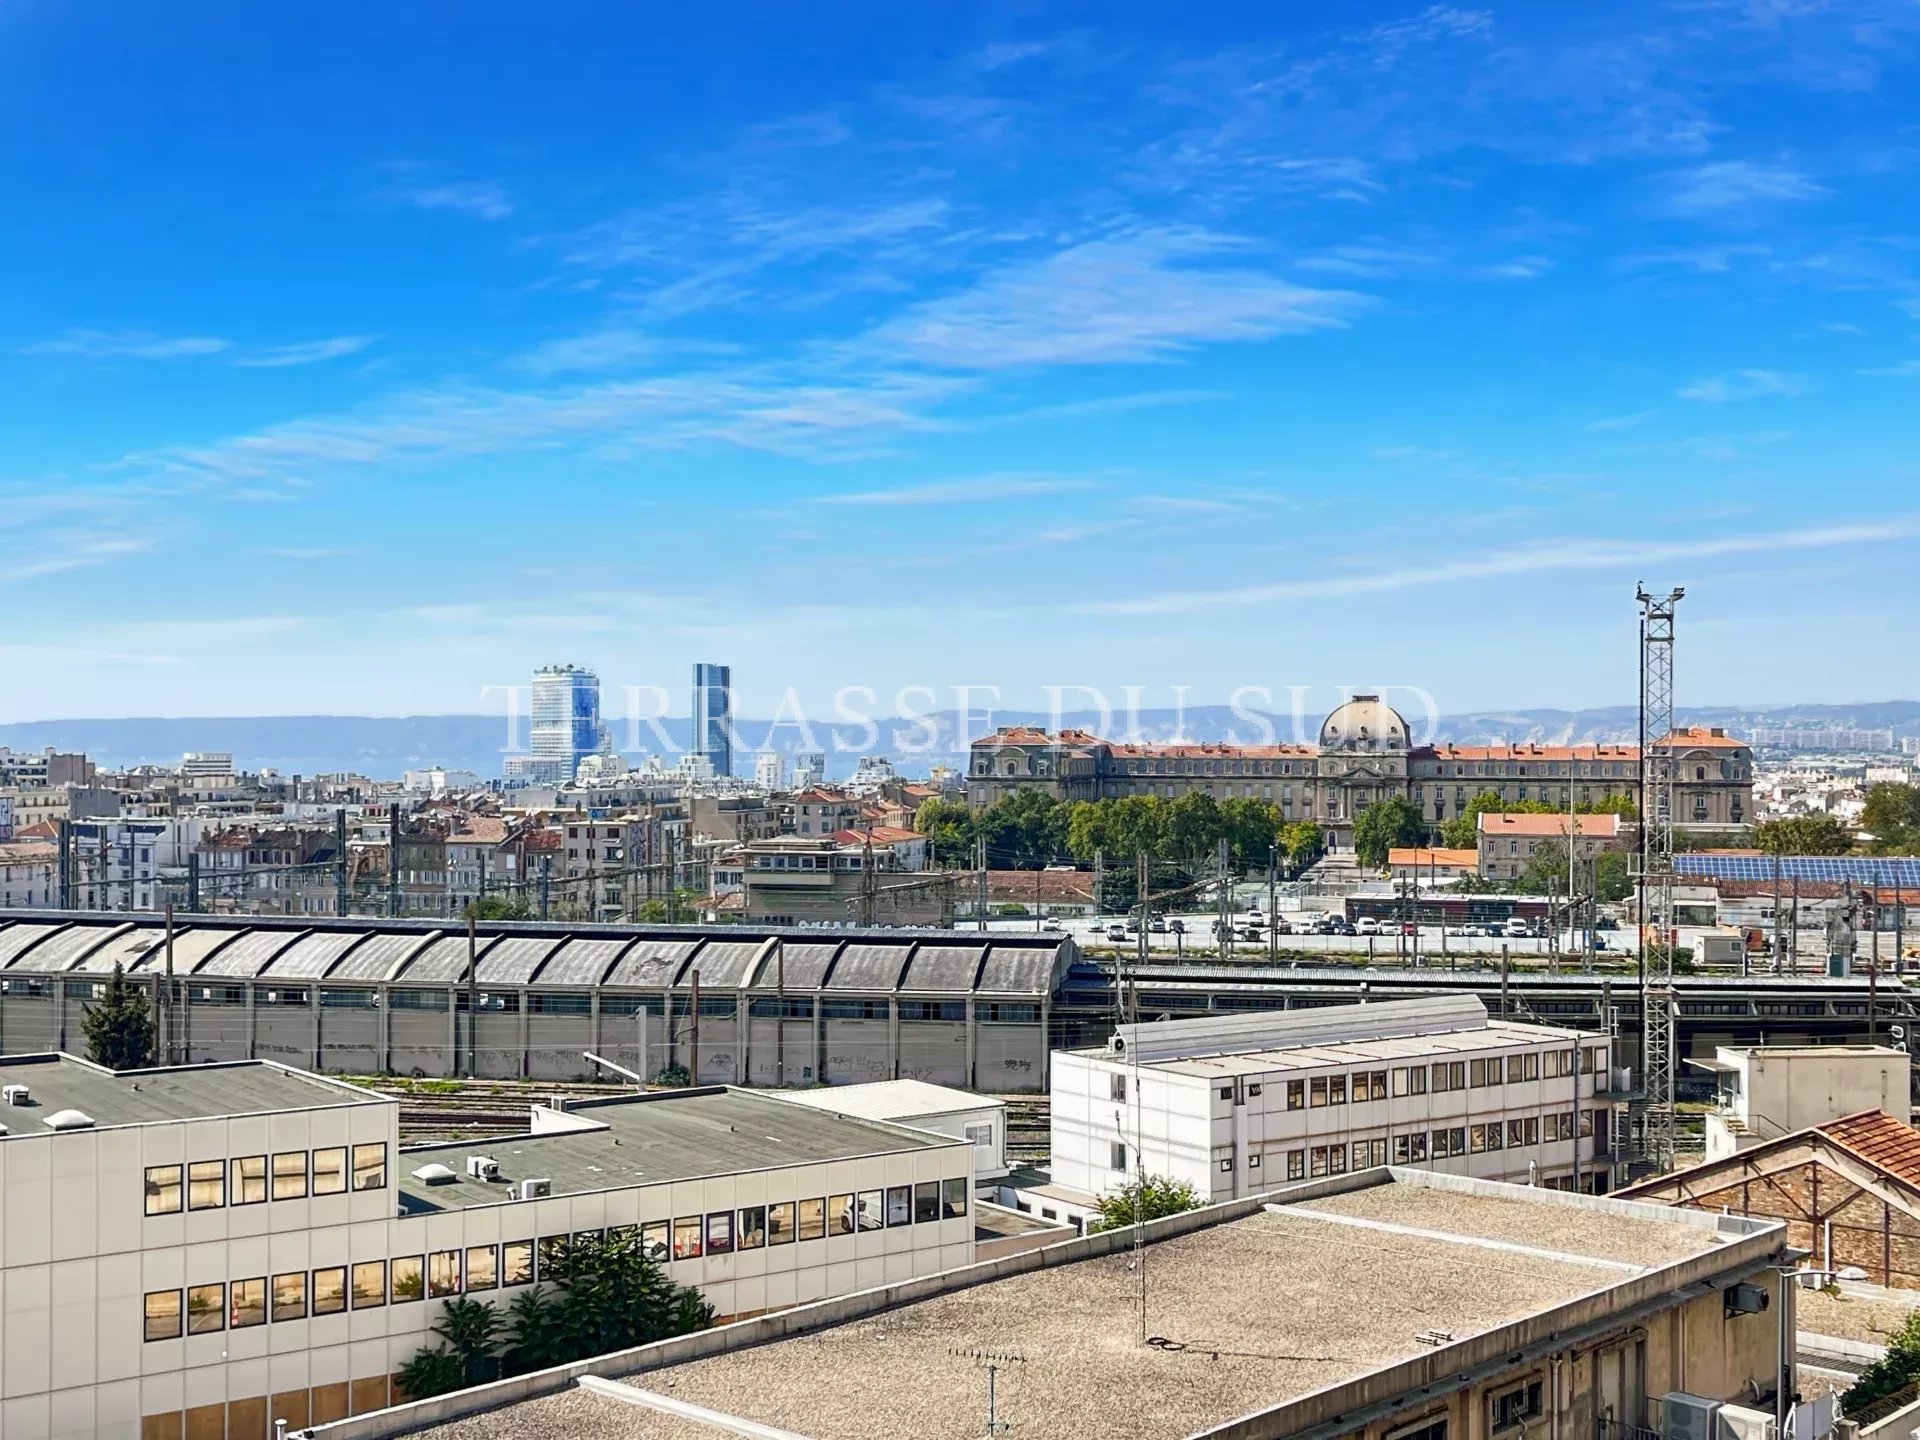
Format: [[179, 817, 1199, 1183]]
[[5, 2, 1920, 720]]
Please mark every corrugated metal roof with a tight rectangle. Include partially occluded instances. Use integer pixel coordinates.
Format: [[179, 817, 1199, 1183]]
[[0, 922, 66, 969], [748, 941, 842, 990], [402, 932, 497, 984], [18, 924, 124, 973], [137, 927, 247, 976], [68, 927, 160, 975], [682, 940, 767, 989], [603, 939, 699, 989], [535, 937, 633, 988], [475, 935, 563, 985], [327, 931, 432, 982], [899, 945, 982, 993], [263, 930, 370, 979], [826, 943, 913, 991], [977, 944, 1059, 996], [197, 928, 307, 977]]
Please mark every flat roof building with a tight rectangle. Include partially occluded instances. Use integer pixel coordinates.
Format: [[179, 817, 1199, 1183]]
[[357, 1169, 1799, 1440], [0, 1057, 971, 1440], [1052, 997, 1616, 1206], [771, 1078, 1010, 1182]]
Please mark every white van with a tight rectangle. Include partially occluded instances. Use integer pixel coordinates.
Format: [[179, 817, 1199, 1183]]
[[1502, 917, 1532, 939]]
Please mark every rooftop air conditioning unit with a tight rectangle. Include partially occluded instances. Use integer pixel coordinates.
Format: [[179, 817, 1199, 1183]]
[[1662, 1393, 1721, 1440], [519, 1177, 552, 1201], [2, 1084, 29, 1106], [410, 1163, 458, 1185], [1715, 1405, 1776, 1440], [467, 1155, 501, 1182]]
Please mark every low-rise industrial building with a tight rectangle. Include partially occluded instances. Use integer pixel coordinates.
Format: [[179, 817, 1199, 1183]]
[[1050, 997, 1616, 1204], [345, 1169, 1801, 1440], [771, 1078, 1010, 1183], [1476, 809, 1625, 882], [0, 1053, 970, 1440], [0, 913, 1066, 1093], [1692, 1042, 1911, 1158]]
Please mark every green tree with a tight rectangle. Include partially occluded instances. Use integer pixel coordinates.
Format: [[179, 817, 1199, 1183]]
[[1845, 1311, 1920, 1413], [1754, 813, 1853, 856], [1220, 798, 1285, 869], [1064, 799, 1114, 864], [396, 1346, 466, 1403], [913, 796, 977, 868], [1165, 791, 1226, 876], [1107, 794, 1168, 862], [634, 888, 703, 922], [398, 1295, 504, 1398], [1439, 789, 1507, 850], [82, 963, 153, 1071], [1863, 783, 1920, 853], [1512, 838, 1571, 896], [463, 895, 532, 922], [1593, 850, 1632, 904], [1089, 1174, 1203, 1234], [977, 789, 1069, 869], [1351, 796, 1425, 870], [1279, 820, 1326, 875]]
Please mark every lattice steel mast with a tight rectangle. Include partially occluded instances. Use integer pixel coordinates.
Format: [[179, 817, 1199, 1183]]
[[1636, 584, 1683, 1171]]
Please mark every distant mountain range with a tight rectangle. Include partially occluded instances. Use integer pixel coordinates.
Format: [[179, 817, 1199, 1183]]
[[3, 700, 1917, 781]]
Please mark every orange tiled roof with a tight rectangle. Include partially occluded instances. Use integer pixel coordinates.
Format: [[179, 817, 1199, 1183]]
[[1819, 1111, 1920, 1189], [830, 825, 924, 845], [1666, 726, 1747, 750], [1423, 742, 1639, 761], [1476, 812, 1622, 838], [1388, 847, 1479, 868]]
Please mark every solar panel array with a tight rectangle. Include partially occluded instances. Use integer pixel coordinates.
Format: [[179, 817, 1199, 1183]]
[[1677, 854, 1920, 887]]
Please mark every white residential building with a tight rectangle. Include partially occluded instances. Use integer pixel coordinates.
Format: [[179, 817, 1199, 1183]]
[[0, 1054, 971, 1440], [181, 753, 235, 780], [1694, 1043, 1911, 1160], [753, 752, 786, 792], [1051, 996, 1614, 1205]]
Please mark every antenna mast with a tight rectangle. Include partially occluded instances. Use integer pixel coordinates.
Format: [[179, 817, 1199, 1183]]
[[1635, 583, 1683, 1172]]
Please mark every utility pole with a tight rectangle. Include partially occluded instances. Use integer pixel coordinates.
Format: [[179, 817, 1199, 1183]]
[[976, 834, 989, 931], [861, 831, 878, 928], [666, 832, 680, 924], [464, 914, 478, 1079], [387, 802, 402, 919], [56, 818, 70, 910], [1131, 851, 1147, 1025], [334, 808, 349, 917], [1267, 846, 1278, 965], [161, 902, 175, 1065], [540, 855, 552, 920], [1216, 837, 1232, 958], [1635, 583, 1683, 1172], [689, 968, 701, 1083]]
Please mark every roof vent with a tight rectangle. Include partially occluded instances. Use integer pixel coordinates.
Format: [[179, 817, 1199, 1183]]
[[466, 1155, 501, 1181], [43, 1109, 95, 1131], [410, 1163, 458, 1185], [2, 1084, 29, 1106]]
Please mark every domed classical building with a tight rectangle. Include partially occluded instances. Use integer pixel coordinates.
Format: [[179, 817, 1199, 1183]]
[[967, 698, 1753, 850]]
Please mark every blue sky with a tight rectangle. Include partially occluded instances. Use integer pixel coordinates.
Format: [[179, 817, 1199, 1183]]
[[3, 0, 1919, 724]]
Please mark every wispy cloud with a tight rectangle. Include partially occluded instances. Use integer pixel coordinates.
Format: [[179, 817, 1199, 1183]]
[[233, 336, 376, 368], [22, 329, 230, 360], [814, 474, 1097, 507], [1613, 244, 1772, 276], [863, 229, 1363, 370], [1657, 160, 1827, 219], [1677, 368, 1807, 402], [0, 533, 155, 583], [1585, 411, 1657, 432], [1294, 243, 1440, 280], [1859, 360, 1920, 377], [382, 179, 514, 221], [1075, 519, 1920, 616]]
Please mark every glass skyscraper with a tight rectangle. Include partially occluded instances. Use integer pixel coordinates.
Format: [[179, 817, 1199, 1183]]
[[523, 663, 602, 783], [692, 662, 732, 778]]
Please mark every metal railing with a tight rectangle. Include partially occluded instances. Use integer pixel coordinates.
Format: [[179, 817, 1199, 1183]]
[[1595, 1420, 1661, 1440]]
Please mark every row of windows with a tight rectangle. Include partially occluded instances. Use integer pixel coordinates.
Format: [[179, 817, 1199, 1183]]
[[1253, 1112, 1594, 1178], [144, 1145, 387, 1215], [142, 1183, 971, 1342], [1227, 1048, 1599, 1109]]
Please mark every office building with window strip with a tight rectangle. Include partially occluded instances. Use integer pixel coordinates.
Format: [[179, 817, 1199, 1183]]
[[0, 1052, 970, 1440], [1051, 996, 1616, 1208]]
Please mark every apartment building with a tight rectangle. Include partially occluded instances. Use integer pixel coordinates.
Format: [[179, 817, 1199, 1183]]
[[730, 835, 952, 927], [1051, 996, 1614, 1204], [0, 1054, 971, 1440], [0, 840, 59, 909]]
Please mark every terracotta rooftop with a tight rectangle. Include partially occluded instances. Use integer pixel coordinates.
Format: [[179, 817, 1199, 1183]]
[[1818, 1111, 1920, 1189], [1423, 743, 1639, 762], [1388, 847, 1480, 868], [1667, 726, 1749, 751], [829, 826, 924, 845], [1477, 812, 1623, 839]]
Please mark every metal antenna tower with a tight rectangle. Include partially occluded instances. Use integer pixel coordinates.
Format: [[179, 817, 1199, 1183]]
[[1636, 583, 1683, 1171]]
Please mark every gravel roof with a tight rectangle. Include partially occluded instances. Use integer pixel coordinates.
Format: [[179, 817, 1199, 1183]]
[[418, 1387, 713, 1440], [1299, 1182, 1720, 1268], [413, 1199, 1639, 1440], [1798, 1287, 1920, 1346]]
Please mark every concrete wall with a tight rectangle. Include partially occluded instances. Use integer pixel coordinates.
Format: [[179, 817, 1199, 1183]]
[[1741, 1048, 1910, 1143]]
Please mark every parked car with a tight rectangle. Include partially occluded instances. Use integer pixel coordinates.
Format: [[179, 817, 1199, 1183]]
[[1271, 919, 1294, 936], [1106, 924, 1128, 942], [1040, 917, 1061, 932], [1327, 919, 1356, 936], [1444, 923, 1475, 937], [1149, 916, 1168, 933], [1502, 918, 1533, 939], [1168, 919, 1186, 935], [1355, 917, 1385, 936]]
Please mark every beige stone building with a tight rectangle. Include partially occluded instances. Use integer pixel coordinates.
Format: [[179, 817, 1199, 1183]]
[[968, 697, 1754, 847], [1476, 811, 1626, 882]]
